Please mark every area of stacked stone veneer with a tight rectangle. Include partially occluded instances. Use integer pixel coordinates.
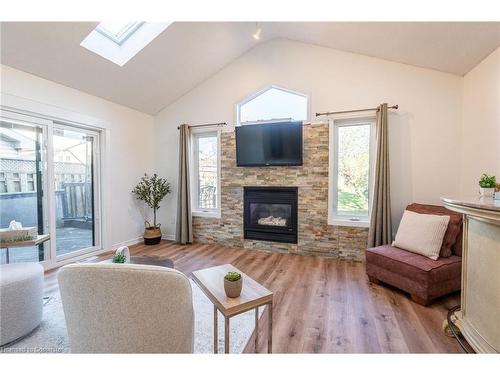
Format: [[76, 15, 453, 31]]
[[192, 123, 368, 261]]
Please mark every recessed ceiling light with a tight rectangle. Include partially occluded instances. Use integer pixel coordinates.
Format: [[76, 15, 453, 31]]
[[253, 23, 262, 40], [253, 28, 262, 40], [81, 22, 171, 66]]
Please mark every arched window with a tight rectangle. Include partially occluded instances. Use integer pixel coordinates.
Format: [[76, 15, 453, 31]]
[[237, 86, 308, 125]]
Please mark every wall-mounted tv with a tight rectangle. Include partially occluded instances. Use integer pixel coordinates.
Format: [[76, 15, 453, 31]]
[[235, 121, 303, 167]]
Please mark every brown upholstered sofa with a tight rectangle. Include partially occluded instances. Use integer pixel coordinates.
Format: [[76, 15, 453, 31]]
[[366, 203, 463, 306]]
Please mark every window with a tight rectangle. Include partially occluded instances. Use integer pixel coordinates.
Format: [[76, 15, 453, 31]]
[[53, 125, 100, 258], [1, 111, 102, 266], [1, 117, 47, 263], [191, 130, 220, 217], [27, 173, 35, 191], [95, 22, 144, 45], [0, 172, 6, 193], [237, 86, 308, 126], [328, 116, 375, 227], [80, 22, 171, 66], [12, 173, 21, 192]]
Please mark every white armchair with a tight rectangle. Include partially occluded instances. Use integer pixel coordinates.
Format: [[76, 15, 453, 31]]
[[58, 263, 194, 353]]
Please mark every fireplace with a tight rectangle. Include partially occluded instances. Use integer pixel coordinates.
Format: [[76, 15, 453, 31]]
[[243, 187, 298, 244]]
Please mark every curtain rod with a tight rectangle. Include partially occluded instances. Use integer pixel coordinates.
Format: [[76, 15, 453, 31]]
[[315, 104, 399, 117], [177, 122, 227, 130]]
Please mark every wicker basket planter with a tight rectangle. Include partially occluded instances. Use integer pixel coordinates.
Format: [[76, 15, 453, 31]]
[[143, 223, 162, 245]]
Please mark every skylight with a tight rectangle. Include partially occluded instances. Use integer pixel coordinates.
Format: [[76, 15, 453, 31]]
[[81, 22, 171, 66], [95, 21, 144, 45]]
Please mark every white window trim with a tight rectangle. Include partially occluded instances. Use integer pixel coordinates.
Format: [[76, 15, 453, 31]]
[[52, 122, 103, 263], [190, 127, 221, 219], [1, 110, 104, 264], [235, 84, 311, 126], [95, 22, 145, 45], [1, 96, 109, 271], [0, 110, 51, 260], [80, 22, 171, 67], [328, 111, 376, 228]]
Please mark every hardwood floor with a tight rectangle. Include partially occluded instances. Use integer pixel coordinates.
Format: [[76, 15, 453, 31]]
[[43, 240, 462, 353]]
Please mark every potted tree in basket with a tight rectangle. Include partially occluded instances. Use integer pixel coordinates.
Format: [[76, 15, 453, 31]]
[[132, 173, 171, 245], [479, 174, 496, 198]]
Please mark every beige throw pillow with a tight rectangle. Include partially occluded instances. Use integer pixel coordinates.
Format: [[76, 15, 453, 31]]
[[393, 210, 450, 260]]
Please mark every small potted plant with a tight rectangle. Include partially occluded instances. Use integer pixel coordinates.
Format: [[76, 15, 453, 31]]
[[224, 271, 243, 298], [112, 252, 127, 263], [478, 174, 496, 197], [132, 173, 171, 245]]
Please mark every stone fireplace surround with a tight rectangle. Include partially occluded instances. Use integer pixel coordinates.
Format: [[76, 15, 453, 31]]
[[192, 123, 368, 261]]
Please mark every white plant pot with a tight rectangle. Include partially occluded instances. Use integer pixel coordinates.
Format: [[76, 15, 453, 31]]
[[479, 187, 495, 197]]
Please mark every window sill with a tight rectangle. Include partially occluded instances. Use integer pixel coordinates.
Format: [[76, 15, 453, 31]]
[[328, 218, 370, 228], [192, 210, 221, 219]]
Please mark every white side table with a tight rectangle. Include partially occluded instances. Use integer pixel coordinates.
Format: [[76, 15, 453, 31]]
[[192, 263, 273, 354]]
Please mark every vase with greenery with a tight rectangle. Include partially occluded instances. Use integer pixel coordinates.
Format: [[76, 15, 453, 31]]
[[224, 271, 243, 298], [479, 174, 496, 198], [132, 173, 171, 245], [112, 252, 127, 263]]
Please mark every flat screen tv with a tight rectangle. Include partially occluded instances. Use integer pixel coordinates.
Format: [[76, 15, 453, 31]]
[[235, 121, 303, 167]]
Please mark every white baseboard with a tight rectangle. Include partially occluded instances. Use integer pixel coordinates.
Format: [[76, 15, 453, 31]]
[[42, 246, 111, 271], [111, 236, 143, 249], [112, 235, 175, 247], [43, 236, 144, 271], [42, 235, 172, 271]]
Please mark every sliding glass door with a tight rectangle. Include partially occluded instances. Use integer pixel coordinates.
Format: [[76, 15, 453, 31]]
[[0, 109, 102, 266], [53, 125, 100, 259], [0, 115, 48, 264]]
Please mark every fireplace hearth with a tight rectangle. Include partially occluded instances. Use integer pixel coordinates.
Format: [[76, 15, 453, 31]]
[[243, 187, 298, 244]]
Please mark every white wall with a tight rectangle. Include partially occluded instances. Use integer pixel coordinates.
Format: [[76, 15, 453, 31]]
[[155, 39, 464, 236], [460, 47, 500, 196], [1, 65, 155, 249]]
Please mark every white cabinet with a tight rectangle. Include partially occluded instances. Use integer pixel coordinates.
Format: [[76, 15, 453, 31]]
[[442, 197, 500, 353]]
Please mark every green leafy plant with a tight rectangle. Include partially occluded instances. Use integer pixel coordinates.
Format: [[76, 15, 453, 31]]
[[112, 252, 126, 263], [479, 174, 496, 188], [224, 271, 242, 282], [132, 174, 171, 228]]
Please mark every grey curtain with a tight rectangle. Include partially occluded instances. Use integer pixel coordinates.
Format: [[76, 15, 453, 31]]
[[368, 103, 392, 247], [176, 124, 193, 244]]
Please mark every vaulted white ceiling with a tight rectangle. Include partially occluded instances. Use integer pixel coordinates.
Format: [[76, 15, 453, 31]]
[[1, 22, 499, 114]]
